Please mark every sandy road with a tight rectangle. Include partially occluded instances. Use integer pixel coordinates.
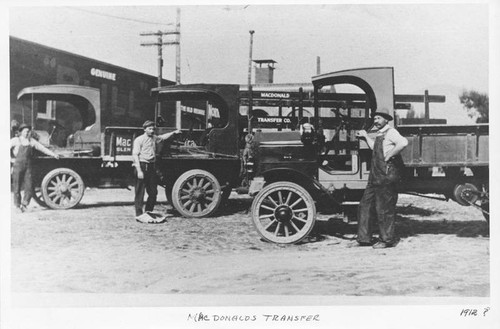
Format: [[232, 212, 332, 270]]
[[10, 188, 490, 303]]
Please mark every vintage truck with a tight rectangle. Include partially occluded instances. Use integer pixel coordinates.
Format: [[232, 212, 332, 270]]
[[16, 67, 488, 244]]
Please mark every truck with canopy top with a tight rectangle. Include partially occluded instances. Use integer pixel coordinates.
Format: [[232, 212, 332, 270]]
[[16, 67, 488, 244]]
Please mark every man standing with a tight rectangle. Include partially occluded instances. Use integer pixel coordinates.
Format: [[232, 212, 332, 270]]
[[11, 123, 60, 212], [132, 120, 181, 218], [355, 108, 408, 249]]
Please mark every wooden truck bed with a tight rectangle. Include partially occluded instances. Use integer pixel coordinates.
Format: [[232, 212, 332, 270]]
[[398, 124, 488, 167]]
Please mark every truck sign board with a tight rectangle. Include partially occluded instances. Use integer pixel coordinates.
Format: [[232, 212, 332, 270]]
[[115, 134, 133, 155], [251, 116, 298, 129]]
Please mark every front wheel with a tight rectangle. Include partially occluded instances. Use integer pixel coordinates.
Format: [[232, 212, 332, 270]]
[[251, 182, 316, 244], [41, 168, 85, 209], [171, 169, 222, 217]]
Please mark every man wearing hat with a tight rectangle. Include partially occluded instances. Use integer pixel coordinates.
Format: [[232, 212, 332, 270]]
[[10, 123, 60, 212], [355, 108, 408, 248], [132, 120, 181, 218]]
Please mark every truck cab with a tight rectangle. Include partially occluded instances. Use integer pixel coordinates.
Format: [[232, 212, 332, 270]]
[[246, 67, 488, 244]]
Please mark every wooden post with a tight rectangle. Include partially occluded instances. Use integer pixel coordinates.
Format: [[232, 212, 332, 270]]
[[424, 89, 429, 124], [175, 8, 181, 84], [247, 30, 255, 133], [299, 87, 304, 122]]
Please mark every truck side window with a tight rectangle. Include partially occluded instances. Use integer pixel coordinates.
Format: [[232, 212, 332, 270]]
[[35, 100, 81, 148], [158, 100, 177, 127], [29, 95, 95, 148]]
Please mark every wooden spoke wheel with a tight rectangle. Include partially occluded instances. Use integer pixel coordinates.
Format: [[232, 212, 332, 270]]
[[251, 182, 316, 244], [171, 169, 222, 217], [32, 187, 47, 208], [41, 168, 85, 209]]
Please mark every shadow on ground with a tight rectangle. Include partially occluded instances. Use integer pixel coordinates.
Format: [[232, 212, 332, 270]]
[[313, 218, 489, 240], [218, 197, 253, 216], [72, 196, 253, 214], [71, 197, 488, 241], [75, 201, 135, 209], [310, 203, 489, 243]]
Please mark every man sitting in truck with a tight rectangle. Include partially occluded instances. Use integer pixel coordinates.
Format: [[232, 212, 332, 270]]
[[132, 120, 181, 220], [355, 108, 408, 249]]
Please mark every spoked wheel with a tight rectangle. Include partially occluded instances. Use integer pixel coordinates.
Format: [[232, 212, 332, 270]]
[[251, 182, 316, 244], [453, 182, 489, 222], [453, 183, 479, 206], [171, 169, 222, 217], [32, 187, 47, 208], [41, 168, 85, 209]]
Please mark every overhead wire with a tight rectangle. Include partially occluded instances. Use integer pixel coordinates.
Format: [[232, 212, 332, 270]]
[[65, 7, 174, 26]]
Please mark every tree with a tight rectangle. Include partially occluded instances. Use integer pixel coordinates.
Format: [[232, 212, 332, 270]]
[[459, 90, 489, 123]]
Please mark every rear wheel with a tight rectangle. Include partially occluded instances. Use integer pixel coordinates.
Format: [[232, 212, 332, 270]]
[[171, 169, 222, 217], [251, 182, 316, 244], [452, 183, 479, 206], [453, 182, 489, 222], [41, 168, 85, 209]]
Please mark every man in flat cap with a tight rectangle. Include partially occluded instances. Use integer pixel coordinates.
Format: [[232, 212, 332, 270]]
[[10, 123, 60, 212], [355, 108, 408, 248], [132, 120, 181, 218]]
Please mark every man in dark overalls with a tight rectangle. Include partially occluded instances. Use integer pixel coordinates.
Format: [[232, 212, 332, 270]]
[[355, 108, 408, 248], [10, 124, 60, 212]]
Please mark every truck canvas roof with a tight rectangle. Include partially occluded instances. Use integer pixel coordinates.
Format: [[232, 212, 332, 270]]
[[313, 67, 395, 118], [17, 84, 100, 108]]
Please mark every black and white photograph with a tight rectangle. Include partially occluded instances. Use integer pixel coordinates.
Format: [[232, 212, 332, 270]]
[[1, 1, 499, 328]]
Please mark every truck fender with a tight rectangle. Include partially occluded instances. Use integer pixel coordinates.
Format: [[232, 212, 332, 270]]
[[250, 167, 320, 196]]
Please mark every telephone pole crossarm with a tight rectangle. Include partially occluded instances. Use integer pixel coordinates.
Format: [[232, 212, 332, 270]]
[[140, 30, 180, 88], [139, 9, 182, 124], [140, 31, 179, 36], [140, 10, 182, 87], [140, 42, 179, 46]]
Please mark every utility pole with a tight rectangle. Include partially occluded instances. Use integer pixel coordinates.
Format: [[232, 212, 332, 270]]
[[247, 30, 255, 133], [141, 28, 180, 124], [140, 30, 180, 87], [175, 8, 181, 84]]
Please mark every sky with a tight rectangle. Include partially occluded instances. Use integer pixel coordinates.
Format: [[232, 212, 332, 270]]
[[6, 2, 493, 123]]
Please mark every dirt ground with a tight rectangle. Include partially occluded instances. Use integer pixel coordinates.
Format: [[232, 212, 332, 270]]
[[10, 187, 490, 303]]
